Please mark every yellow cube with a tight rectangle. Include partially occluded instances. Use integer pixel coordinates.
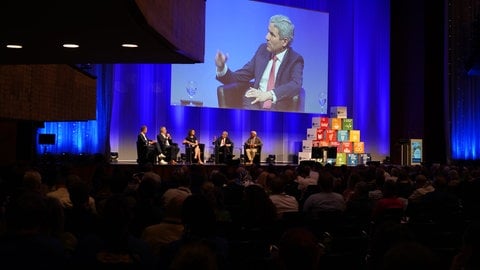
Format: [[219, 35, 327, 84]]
[[349, 130, 360, 142], [329, 118, 342, 130], [353, 142, 365, 153]]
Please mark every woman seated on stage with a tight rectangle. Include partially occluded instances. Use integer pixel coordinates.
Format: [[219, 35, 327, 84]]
[[182, 129, 204, 164]]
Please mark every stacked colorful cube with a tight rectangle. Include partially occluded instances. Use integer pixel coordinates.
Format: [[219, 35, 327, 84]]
[[298, 106, 369, 166]]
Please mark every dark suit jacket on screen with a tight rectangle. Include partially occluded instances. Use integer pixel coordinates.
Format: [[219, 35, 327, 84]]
[[216, 43, 304, 111]]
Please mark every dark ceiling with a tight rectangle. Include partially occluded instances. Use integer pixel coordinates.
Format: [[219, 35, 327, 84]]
[[0, 0, 203, 64]]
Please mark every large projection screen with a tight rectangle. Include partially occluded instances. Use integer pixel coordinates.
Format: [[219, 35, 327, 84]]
[[171, 0, 329, 114]]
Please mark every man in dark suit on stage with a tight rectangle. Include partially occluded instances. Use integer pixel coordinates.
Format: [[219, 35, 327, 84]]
[[136, 125, 158, 164], [215, 14, 304, 111], [157, 126, 179, 165], [214, 131, 234, 164]]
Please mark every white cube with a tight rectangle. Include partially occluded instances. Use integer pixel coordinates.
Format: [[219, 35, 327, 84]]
[[298, 151, 312, 164], [312, 117, 321, 128], [330, 106, 347, 118], [306, 128, 317, 140], [302, 140, 312, 152]]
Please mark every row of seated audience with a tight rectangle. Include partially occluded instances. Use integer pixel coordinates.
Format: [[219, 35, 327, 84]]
[[1, 159, 480, 270]]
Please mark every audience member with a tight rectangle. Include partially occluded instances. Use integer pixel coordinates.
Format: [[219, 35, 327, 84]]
[[161, 194, 229, 270], [371, 179, 405, 224], [450, 220, 480, 270], [268, 227, 322, 270], [71, 194, 155, 269], [269, 175, 299, 218], [63, 180, 100, 241], [47, 174, 97, 214], [161, 170, 192, 210], [382, 241, 441, 270], [408, 174, 435, 203], [141, 195, 185, 258], [303, 172, 346, 216], [295, 163, 317, 193], [0, 192, 68, 269]]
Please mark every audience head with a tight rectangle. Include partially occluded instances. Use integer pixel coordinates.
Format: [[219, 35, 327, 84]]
[[414, 174, 428, 187], [317, 172, 335, 192], [457, 220, 480, 270], [164, 195, 186, 222], [277, 227, 321, 270], [210, 170, 227, 187], [22, 169, 43, 193], [100, 194, 134, 242], [353, 180, 369, 198], [241, 184, 277, 228], [296, 163, 311, 178], [270, 175, 287, 195], [5, 191, 47, 234], [382, 241, 440, 270], [181, 194, 216, 237], [382, 179, 397, 198], [169, 240, 219, 270], [68, 180, 90, 208]]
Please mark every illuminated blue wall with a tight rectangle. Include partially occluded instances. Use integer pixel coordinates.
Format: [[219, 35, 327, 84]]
[[36, 65, 113, 155]]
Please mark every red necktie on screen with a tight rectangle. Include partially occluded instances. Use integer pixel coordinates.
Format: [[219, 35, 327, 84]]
[[263, 55, 278, 109]]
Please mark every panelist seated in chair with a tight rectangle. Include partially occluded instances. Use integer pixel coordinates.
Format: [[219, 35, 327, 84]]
[[156, 126, 179, 165], [244, 130, 263, 165], [215, 14, 304, 112], [136, 125, 158, 164], [182, 129, 204, 164], [213, 131, 234, 164]]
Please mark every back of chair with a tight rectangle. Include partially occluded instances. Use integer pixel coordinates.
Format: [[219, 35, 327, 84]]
[[217, 83, 305, 112], [217, 82, 250, 108]]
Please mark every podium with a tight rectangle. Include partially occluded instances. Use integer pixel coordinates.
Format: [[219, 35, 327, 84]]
[[312, 147, 337, 164], [399, 138, 423, 166]]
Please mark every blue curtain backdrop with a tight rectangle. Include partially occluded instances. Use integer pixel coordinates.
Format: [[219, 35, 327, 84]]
[[451, 77, 480, 160], [36, 65, 113, 156], [37, 0, 391, 162]]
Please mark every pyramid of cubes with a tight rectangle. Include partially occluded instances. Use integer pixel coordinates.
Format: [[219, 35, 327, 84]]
[[298, 106, 371, 166]]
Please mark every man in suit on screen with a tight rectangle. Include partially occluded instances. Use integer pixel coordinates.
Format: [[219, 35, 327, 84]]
[[215, 14, 304, 111]]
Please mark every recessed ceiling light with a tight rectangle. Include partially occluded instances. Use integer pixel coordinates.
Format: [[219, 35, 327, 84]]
[[6, 44, 22, 49], [63, 43, 79, 48], [122, 43, 138, 48]]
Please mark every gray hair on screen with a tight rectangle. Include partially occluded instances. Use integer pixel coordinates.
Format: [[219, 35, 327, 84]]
[[270, 14, 294, 44]]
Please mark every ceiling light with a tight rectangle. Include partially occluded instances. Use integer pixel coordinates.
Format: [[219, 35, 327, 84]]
[[63, 43, 79, 48], [122, 43, 138, 48], [6, 44, 22, 49]]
